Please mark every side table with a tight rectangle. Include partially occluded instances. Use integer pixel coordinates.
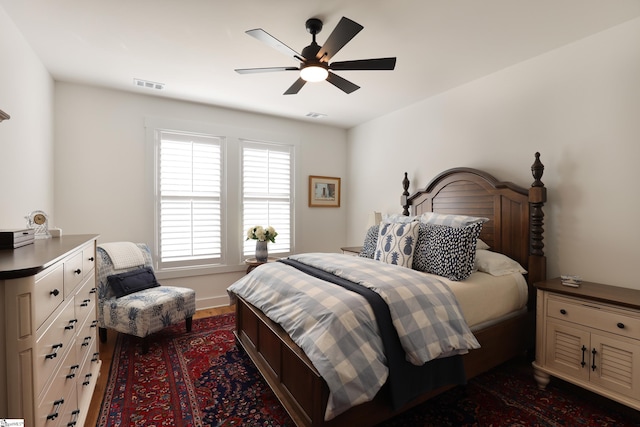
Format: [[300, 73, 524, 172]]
[[245, 257, 279, 273]]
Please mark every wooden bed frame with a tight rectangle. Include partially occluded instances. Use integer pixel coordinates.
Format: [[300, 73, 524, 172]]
[[235, 153, 547, 427]]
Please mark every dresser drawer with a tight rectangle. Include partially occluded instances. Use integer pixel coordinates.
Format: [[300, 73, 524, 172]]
[[75, 313, 98, 368], [35, 264, 65, 329], [36, 343, 78, 427], [547, 295, 640, 341], [82, 243, 96, 276], [35, 298, 77, 394], [64, 251, 84, 298], [74, 275, 96, 327]]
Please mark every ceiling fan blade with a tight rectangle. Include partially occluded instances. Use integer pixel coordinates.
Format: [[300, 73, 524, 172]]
[[316, 17, 363, 62], [326, 72, 360, 94], [284, 77, 307, 95], [235, 67, 299, 74], [329, 57, 397, 71], [246, 28, 303, 60]]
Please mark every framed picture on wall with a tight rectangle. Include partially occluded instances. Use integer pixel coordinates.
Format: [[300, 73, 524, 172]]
[[308, 175, 341, 207]]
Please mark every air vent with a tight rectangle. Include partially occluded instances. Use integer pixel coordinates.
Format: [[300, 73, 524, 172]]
[[133, 78, 165, 91], [305, 112, 327, 119]]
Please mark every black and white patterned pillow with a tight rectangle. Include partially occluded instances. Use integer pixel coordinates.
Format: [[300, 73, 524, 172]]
[[359, 225, 379, 258], [374, 222, 419, 268], [412, 222, 483, 281]]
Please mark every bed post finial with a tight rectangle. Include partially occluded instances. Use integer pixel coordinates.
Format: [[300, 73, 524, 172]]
[[401, 172, 410, 216], [531, 152, 544, 187], [528, 152, 547, 287]]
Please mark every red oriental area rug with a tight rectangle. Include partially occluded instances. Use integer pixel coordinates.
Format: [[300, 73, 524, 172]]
[[97, 314, 639, 426]]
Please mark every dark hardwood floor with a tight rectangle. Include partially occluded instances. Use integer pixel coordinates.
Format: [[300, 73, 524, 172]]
[[85, 305, 235, 426]]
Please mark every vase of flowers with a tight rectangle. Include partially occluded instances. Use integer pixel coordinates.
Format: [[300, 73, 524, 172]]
[[246, 225, 277, 262]]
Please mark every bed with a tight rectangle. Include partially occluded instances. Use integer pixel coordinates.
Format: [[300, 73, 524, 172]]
[[230, 152, 547, 427]]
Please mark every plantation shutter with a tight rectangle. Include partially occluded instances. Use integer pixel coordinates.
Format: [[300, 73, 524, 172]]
[[242, 140, 292, 257], [158, 131, 222, 268]]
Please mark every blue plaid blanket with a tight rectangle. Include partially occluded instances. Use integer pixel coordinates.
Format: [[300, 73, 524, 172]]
[[227, 253, 479, 420]]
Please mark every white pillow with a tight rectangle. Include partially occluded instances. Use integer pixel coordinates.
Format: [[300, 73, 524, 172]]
[[419, 212, 488, 228], [476, 239, 490, 250], [381, 213, 417, 224], [475, 250, 527, 276]]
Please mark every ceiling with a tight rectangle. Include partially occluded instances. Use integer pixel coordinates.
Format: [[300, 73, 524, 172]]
[[2, 1, 640, 128]]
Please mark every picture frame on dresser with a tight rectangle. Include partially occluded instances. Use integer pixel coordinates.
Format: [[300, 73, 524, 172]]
[[309, 175, 341, 207]]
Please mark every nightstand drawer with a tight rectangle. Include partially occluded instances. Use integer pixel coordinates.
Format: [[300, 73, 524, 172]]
[[547, 295, 640, 340]]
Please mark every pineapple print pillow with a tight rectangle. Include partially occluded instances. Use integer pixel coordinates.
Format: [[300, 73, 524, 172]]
[[374, 221, 419, 268]]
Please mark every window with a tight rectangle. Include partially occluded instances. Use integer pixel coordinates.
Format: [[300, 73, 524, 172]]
[[150, 119, 296, 274], [242, 140, 293, 257], [157, 130, 223, 270]]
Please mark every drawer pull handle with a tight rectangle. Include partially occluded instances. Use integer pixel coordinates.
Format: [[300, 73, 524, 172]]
[[74, 268, 82, 275], [83, 373, 93, 386], [617, 322, 625, 329], [91, 320, 98, 328], [50, 288, 60, 297], [65, 319, 78, 330], [92, 352, 99, 362], [581, 345, 587, 367], [81, 298, 91, 307], [90, 287, 97, 294], [560, 309, 567, 315], [67, 409, 80, 427], [46, 398, 64, 420], [591, 348, 597, 372], [88, 256, 95, 262], [82, 336, 92, 347], [46, 343, 63, 359], [66, 364, 80, 379]]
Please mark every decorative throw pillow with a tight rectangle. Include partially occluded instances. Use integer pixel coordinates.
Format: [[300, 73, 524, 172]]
[[475, 250, 527, 276], [476, 238, 490, 250], [107, 267, 160, 298], [412, 222, 483, 281], [359, 225, 379, 258], [419, 212, 488, 228], [374, 222, 419, 268], [381, 213, 417, 224]]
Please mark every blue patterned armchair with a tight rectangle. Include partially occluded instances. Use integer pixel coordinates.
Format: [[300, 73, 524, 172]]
[[96, 243, 196, 352]]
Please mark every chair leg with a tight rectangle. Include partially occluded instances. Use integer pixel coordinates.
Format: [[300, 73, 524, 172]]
[[186, 316, 193, 332], [99, 327, 107, 343]]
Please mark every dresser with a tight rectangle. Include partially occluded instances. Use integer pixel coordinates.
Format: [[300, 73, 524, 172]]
[[0, 235, 101, 426], [532, 278, 640, 410]]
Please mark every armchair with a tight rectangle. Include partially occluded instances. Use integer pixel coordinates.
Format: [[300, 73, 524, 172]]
[[96, 242, 196, 352]]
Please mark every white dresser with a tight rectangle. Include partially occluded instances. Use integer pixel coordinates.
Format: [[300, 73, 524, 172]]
[[533, 277, 640, 411], [0, 235, 101, 427]]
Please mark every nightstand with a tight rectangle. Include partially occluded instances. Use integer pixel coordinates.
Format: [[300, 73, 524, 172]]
[[245, 257, 279, 273], [532, 277, 640, 411], [340, 246, 363, 256]]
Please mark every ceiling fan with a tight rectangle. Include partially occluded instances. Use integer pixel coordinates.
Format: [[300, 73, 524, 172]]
[[234, 16, 397, 95]]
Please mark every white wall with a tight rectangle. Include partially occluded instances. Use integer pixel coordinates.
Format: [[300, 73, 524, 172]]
[[0, 7, 55, 228], [347, 17, 640, 290], [54, 83, 348, 308]]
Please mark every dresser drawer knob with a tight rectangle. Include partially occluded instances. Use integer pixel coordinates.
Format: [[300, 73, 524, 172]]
[[46, 398, 64, 420], [560, 309, 567, 315], [88, 256, 95, 262], [65, 319, 78, 330], [83, 372, 93, 386], [617, 322, 625, 329], [66, 364, 80, 379], [45, 343, 63, 359], [74, 268, 82, 275], [81, 336, 92, 347], [67, 409, 80, 427], [50, 288, 60, 297], [81, 298, 91, 307]]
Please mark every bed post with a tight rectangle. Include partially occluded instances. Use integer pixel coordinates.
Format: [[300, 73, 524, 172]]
[[401, 172, 410, 216], [528, 152, 547, 294]]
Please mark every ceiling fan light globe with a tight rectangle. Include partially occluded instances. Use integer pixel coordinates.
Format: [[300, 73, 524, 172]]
[[300, 65, 328, 82]]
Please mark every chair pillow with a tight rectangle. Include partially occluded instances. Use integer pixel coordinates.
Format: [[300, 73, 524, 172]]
[[107, 267, 160, 298]]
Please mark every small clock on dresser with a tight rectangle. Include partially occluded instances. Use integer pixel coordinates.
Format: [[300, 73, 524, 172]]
[[26, 210, 51, 239]]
